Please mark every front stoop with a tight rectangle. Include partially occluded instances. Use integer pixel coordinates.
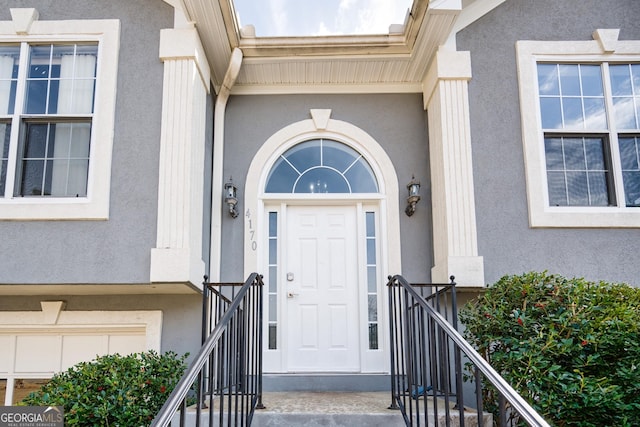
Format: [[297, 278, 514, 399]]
[[172, 391, 492, 426], [252, 391, 404, 427]]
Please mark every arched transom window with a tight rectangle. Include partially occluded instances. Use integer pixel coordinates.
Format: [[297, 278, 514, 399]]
[[265, 139, 379, 193]]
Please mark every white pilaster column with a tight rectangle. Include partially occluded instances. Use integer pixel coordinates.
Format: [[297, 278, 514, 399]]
[[423, 50, 484, 287], [150, 27, 211, 287]]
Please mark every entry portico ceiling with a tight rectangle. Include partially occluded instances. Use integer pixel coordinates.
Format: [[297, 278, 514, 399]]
[[173, 0, 491, 95]]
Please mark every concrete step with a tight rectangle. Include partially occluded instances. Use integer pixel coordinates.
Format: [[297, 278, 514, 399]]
[[252, 391, 403, 426], [262, 374, 390, 392], [172, 391, 492, 426]]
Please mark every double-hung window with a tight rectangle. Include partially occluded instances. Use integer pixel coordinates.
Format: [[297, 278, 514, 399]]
[[1, 43, 96, 198], [517, 31, 640, 227], [0, 13, 119, 220]]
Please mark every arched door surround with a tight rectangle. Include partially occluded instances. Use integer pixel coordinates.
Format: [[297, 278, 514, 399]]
[[244, 109, 401, 373]]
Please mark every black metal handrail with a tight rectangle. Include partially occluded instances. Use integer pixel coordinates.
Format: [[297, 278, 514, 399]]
[[388, 275, 550, 427], [151, 273, 264, 427], [201, 278, 240, 347]]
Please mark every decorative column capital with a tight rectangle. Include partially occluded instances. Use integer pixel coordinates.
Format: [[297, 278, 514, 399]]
[[423, 50, 472, 108], [159, 28, 210, 92]]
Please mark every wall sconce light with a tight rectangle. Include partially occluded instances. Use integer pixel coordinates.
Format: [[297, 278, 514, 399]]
[[224, 177, 238, 218], [405, 175, 421, 217]]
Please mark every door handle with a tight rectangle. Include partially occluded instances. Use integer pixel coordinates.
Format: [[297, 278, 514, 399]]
[[287, 292, 298, 298]]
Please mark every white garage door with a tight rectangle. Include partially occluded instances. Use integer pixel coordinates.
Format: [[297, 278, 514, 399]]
[[0, 305, 161, 405]]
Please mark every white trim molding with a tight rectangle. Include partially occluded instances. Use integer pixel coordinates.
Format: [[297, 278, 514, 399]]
[[516, 31, 640, 228], [0, 10, 120, 220], [423, 50, 485, 287], [151, 28, 212, 286], [0, 303, 162, 351]]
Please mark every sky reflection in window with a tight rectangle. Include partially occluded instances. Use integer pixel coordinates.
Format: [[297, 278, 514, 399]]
[[265, 139, 378, 193]]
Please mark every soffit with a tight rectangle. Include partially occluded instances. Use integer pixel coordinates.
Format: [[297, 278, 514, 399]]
[[178, 0, 464, 94]]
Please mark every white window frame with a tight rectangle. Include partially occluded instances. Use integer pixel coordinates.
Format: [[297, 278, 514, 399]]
[[516, 31, 640, 227], [0, 15, 119, 220]]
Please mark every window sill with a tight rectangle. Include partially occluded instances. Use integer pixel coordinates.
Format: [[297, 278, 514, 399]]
[[0, 197, 108, 220], [529, 206, 640, 228]]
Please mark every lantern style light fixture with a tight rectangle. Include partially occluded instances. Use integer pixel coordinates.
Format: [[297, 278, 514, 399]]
[[224, 177, 238, 218], [405, 175, 421, 216]]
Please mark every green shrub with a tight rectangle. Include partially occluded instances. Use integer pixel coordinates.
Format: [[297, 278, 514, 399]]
[[460, 272, 640, 427], [21, 350, 188, 426]]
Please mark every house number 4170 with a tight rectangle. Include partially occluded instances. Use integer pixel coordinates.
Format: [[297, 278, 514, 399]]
[[246, 209, 257, 251]]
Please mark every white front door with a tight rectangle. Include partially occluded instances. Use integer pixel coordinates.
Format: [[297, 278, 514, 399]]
[[285, 205, 360, 372]]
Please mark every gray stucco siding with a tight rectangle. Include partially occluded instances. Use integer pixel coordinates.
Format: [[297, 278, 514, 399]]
[[221, 94, 433, 283], [457, 0, 640, 285], [0, 0, 173, 284]]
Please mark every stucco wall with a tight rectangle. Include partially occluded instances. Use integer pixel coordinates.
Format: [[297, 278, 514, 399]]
[[457, 0, 640, 285], [221, 94, 433, 283], [0, 0, 173, 284]]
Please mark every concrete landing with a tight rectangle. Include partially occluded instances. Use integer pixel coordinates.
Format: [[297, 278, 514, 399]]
[[252, 391, 404, 427]]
